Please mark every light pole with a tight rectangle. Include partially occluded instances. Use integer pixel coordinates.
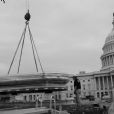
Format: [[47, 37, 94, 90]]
[[50, 95, 56, 114], [53, 99, 56, 114], [39, 98, 43, 107], [50, 95, 53, 110], [36, 96, 39, 109]]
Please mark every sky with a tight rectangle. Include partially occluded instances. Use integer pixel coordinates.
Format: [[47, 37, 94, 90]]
[[0, 0, 114, 75]]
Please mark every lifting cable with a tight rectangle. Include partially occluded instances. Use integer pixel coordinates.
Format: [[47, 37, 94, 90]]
[[8, 1, 45, 75], [8, 24, 27, 74], [28, 25, 45, 74], [17, 25, 27, 73], [28, 25, 38, 72], [26, 0, 29, 11]]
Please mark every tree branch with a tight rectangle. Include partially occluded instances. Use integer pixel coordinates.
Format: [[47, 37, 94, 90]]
[[1, 0, 5, 3]]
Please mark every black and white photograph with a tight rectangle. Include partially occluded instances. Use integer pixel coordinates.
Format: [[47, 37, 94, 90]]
[[0, 0, 114, 114]]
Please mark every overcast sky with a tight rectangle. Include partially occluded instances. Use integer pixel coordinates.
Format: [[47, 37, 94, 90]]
[[0, 0, 114, 75]]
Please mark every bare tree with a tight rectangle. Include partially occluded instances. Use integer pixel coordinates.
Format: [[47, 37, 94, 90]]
[[1, 0, 5, 3]]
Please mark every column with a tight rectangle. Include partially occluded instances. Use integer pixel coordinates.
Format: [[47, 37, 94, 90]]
[[107, 56, 109, 65], [93, 77, 96, 96], [105, 58, 106, 66], [109, 55, 111, 65], [99, 77, 101, 98], [102, 76, 105, 90], [113, 55, 114, 65], [106, 57, 108, 66], [108, 56, 110, 65], [111, 55, 113, 65], [103, 58, 105, 67], [104, 58, 105, 66], [106, 57, 107, 66], [95, 77, 98, 90], [98, 77, 101, 90], [111, 75, 113, 88], [102, 58, 104, 67], [107, 76, 109, 90], [110, 55, 112, 65]]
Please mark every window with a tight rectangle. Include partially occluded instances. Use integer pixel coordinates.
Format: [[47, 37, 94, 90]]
[[105, 92, 108, 95], [97, 92, 99, 98], [83, 92, 86, 97], [55, 95, 57, 100], [101, 92, 104, 97], [83, 84, 85, 90], [29, 95, 32, 101], [70, 85, 73, 90], [83, 80, 85, 82], [88, 79, 90, 82], [24, 96, 27, 101], [66, 93, 68, 98], [33, 95, 36, 100], [70, 93, 73, 97], [59, 94, 61, 99], [88, 84, 91, 90]]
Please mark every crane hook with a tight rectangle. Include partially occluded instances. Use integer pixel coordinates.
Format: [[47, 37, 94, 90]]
[[24, 10, 31, 21]]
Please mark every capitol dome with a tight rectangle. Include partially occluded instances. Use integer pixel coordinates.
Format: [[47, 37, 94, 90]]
[[101, 13, 114, 71]]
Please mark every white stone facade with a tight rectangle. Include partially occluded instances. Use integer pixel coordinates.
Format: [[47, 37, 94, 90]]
[[77, 72, 95, 98], [76, 71, 114, 100]]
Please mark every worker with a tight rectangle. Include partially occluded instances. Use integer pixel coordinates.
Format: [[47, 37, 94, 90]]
[[73, 76, 81, 106]]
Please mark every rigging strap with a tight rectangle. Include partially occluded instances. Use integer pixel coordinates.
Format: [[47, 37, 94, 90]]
[[8, 24, 27, 74], [8, 21, 45, 74], [28, 24, 38, 72], [17, 24, 27, 73], [28, 24, 45, 74]]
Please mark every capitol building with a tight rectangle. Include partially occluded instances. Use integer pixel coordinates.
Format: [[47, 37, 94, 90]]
[[77, 13, 114, 100]]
